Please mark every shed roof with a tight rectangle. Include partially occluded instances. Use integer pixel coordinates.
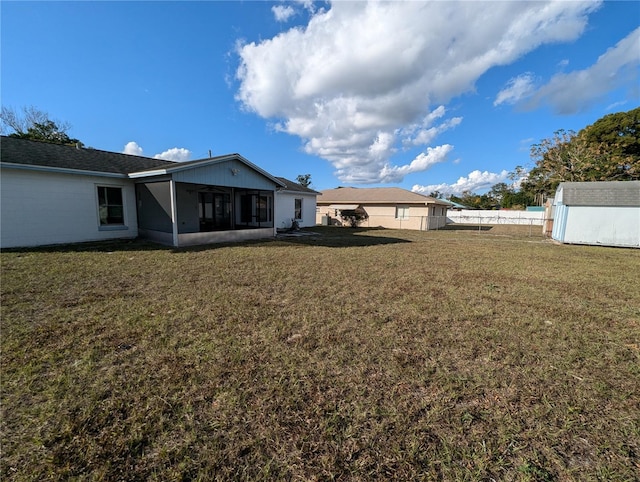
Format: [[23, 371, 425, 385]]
[[558, 181, 640, 207], [318, 186, 448, 205]]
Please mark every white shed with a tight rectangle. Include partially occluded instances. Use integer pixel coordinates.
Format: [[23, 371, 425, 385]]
[[551, 181, 640, 248]]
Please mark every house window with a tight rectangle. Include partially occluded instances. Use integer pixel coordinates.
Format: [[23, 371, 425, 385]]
[[97, 186, 124, 225], [294, 198, 303, 220], [396, 206, 409, 219]]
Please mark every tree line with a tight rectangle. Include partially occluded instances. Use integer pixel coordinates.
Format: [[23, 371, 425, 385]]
[[1, 106, 83, 147], [435, 107, 639, 209], [3, 105, 638, 206]]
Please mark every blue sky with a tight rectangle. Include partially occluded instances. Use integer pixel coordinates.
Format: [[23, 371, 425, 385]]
[[2, 1, 638, 194]]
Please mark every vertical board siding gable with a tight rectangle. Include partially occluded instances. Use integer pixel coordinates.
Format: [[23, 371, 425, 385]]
[[171, 159, 277, 190]]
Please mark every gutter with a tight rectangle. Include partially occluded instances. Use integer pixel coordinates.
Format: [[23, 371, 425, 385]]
[[0, 162, 127, 178]]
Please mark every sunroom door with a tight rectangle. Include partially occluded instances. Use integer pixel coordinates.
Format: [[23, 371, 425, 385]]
[[199, 192, 231, 231]]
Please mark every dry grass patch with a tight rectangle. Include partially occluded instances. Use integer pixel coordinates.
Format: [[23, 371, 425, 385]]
[[2, 227, 639, 481]]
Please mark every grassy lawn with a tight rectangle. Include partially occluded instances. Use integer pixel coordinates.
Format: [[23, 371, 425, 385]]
[[2, 226, 639, 481]]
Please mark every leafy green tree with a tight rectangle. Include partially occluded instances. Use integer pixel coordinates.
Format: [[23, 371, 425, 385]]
[[503, 190, 533, 209], [340, 209, 367, 227], [1, 106, 82, 146], [581, 107, 639, 159], [522, 108, 640, 200], [488, 181, 533, 209], [488, 183, 510, 205], [296, 174, 312, 188], [449, 190, 497, 210]]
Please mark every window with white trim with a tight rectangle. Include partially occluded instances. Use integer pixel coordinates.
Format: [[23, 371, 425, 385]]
[[396, 206, 409, 219], [97, 186, 124, 225], [294, 198, 303, 220]]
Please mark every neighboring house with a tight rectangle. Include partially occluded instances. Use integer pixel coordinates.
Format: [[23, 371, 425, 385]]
[[274, 177, 319, 230], [551, 181, 640, 248], [316, 187, 450, 230], [1, 136, 285, 248], [444, 200, 468, 211]]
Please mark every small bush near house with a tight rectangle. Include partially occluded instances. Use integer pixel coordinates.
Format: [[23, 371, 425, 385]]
[[2, 226, 639, 481], [340, 209, 368, 227]]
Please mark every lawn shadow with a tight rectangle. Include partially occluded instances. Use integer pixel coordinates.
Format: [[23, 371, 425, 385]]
[[440, 224, 493, 232], [1, 227, 412, 254], [1, 238, 171, 254], [273, 227, 413, 248]]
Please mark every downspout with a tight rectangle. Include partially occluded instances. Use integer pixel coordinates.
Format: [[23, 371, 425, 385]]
[[169, 179, 179, 247]]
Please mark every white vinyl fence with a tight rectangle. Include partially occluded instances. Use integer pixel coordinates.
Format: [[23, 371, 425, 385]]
[[447, 209, 545, 226]]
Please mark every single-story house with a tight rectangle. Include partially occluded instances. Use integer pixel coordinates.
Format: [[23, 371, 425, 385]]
[[274, 177, 319, 230], [551, 181, 640, 248], [316, 186, 450, 230], [0, 136, 287, 248]]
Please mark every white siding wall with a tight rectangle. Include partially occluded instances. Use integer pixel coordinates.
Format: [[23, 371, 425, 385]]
[[275, 192, 317, 229], [1, 169, 137, 248], [557, 206, 640, 248]]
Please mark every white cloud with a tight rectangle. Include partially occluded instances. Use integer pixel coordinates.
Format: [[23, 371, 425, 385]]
[[605, 100, 629, 111], [123, 141, 144, 156], [524, 27, 640, 114], [494, 73, 536, 106], [412, 169, 510, 196], [236, 0, 600, 183], [123, 142, 192, 162], [377, 145, 454, 184], [154, 147, 192, 162], [272, 5, 295, 22], [399, 110, 462, 146]]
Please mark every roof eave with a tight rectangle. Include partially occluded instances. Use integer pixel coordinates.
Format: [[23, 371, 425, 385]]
[[279, 188, 320, 195], [1, 162, 128, 178], [129, 153, 286, 187], [128, 168, 169, 178]]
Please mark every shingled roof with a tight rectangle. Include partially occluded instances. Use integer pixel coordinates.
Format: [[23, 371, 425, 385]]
[[559, 181, 640, 207], [1, 136, 175, 175], [318, 186, 448, 205], [275, 177, 320, 194]]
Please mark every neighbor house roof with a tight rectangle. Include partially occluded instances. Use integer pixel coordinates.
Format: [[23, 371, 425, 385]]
[[275, 177, 320, 195], [558, 181, 640, 207], [1, 135, 174, 176], [318, 187, 448, 205], [444, 200, 469, 209]]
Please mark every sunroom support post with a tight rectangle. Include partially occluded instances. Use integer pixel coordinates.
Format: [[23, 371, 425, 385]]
[[169, 179, 179, 247]]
